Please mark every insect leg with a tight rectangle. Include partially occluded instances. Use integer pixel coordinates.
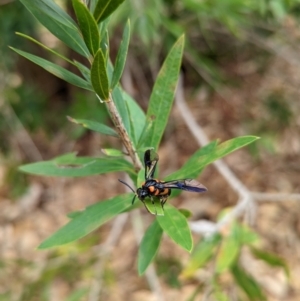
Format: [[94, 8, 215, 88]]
[[160, 195, 168, 208]]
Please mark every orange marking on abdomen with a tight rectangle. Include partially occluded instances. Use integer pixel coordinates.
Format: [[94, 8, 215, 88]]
[[154, 189, 160, 196], [148, 186, 155, 193], [160, 188, 170, 195]]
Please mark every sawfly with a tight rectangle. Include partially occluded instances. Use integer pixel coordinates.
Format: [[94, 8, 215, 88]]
[[119, 149, 207, 214]]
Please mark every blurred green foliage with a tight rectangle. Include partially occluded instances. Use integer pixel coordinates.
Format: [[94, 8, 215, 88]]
[[0, 237, 100, 301], [110, 0, 300, 88], [156, 256, 182, 288], [0, 1, 36, 68], [182, 213, 288, 300]]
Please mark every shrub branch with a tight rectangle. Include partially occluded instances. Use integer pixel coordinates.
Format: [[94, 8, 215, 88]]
[[106, 94, 142, 171]]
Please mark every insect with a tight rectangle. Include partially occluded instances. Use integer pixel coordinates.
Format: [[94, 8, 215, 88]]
[[119, 149, 207, 213]]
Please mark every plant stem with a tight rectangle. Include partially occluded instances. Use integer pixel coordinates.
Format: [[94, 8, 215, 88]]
[[106, 94, 142, 171]]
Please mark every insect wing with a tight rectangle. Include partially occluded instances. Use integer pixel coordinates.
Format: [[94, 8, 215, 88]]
[[163, 179, 207, 193], [144, 149, 159, 180]]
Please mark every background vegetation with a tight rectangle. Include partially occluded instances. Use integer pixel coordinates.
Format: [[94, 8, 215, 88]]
[[1, 0, 300, 300]]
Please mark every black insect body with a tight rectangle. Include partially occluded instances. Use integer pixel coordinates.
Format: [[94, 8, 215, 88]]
[[119, 149, 207, 213]]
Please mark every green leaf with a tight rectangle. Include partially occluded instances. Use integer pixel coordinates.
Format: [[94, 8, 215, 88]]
[[67, 211, 82, 219], [74, 61, 92, 82], [137, 118, 155, 149], [123, 90, 146, 143], [215, 234, 240, 273], [89, 0, 98, 12], [124, 101, 137, 146], [137, 168, 145, 187], [38, 193, 133, 248], [178, 208, 193, 219], [182, 234, 221, 278], [72, 0, 100, 56], [101, 148, 124, 157], [11, 47, 93, 91], [112, 87, 131, 138], [100, 27, 109, 61], [111, 20, 130, 89], [270, 0, 286, 20], [157, 204, 192, 252], [212, 280, 230, 301], [19, 153, 134, 177], [232, 222, 258, 245], [250, 247, 290, 277], [139, 35, 185, 150], [67, 117, 118, 137], [66, 288, 89, 301], [93, 0, 125, 23], [91, 49, 109, 101], [231, 263, 267, 301], [144, 197, 164, 216], [167, 136, 259, 180], [19, 0, 89, 57], [16, 32, 74, 65], [138, 220, 163, 275]]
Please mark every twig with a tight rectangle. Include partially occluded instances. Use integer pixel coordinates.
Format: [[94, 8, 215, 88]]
[[1, 101, 43, 162], [106, 94, 142, 171], [252, 192, 300, 202]]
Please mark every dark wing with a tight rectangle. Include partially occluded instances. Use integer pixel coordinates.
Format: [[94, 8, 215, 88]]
[[162, 179, 207, 193], [144, 149, 159, 180]]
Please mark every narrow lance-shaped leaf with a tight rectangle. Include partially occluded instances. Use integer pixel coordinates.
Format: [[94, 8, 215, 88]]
[[215, 234, 240, 273], [157, 204, 193, 252], [166, 136, 260, 181], [111, 20, 130, 89], [67, 117, 118, 137], [94, 0, 125, 23], [99, 19, 110, 59], [89, 0, 98, 12], [139, 35, 185, 150], [101, 148, 123, 157], [112, 87, 131, 139], [19, 0, 89, 57], [11, 47, 93, 91], [16, 32, 74, 66], [231, 263, 267, 301], [74, 61, 92, 82], [38, 193, 133, 249], [144, 197, 164, 216], [72, 0, 100, 56], [19, 153, 135, 177], [123, 91, 146, 142], [250, 247, 290, 278], [138, 220, 163, 275], [125, 101, 137, 146], [100, 30, 109, 63], [182, 234, 221, 278], [91, 49, 109, 101]]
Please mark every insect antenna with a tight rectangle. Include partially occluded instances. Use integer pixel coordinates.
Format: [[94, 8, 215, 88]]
[[118, 179, 137, 204], [118, 179, 135, 192]]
